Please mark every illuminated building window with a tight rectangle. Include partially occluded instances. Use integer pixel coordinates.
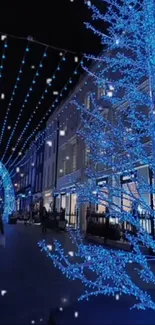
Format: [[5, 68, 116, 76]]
[[47, 165, 50, 187], [98, 87, 106, 100], [70, 193, 77, 225], [61, 194, 66, 209], [96, 179, 108, 214], [84, 95, 91, 109], [72, 144, 76, 171], [63, 160, 67, 175], [85, 147, 90, 166], [44, 168, 46, 188], [60, 130, 65, 136]]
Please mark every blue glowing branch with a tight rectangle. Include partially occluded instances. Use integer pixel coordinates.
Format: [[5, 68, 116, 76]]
[[38, 0, 155, 312], [56, 0, 155, 311], [39, 230, 155, 310]]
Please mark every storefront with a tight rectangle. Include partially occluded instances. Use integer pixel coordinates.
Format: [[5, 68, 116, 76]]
[[16, 197, 20, 211], [121, 166, 152, 233], [56, 189, 78, 227], [95, 177, 115, 224], [121, 173, 138, 213], [17, 193, 26, 211], [25, 188, 32, 212], [32, 193, 43, 212], [96, 178, 108, 214], [43, 190, 53, 212], [93, 166, 152, 232]]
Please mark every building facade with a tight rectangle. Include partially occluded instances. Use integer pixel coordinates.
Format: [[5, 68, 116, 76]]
[[32, 132, 44, 212], [10, 55, 154, 234], [13, 140, 36, 212]]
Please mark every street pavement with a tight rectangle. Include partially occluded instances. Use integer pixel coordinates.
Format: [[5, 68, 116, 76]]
[[1, 224, 155, 324], [0, 224, 84, 325]]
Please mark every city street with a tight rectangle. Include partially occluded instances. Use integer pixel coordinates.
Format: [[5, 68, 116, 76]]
[[0, 224, 155, 324], [0, 1, 155, 324]]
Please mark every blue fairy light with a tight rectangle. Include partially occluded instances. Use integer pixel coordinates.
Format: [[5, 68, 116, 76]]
[[9, 56, 83, 170], [0, 42, 30, 147]]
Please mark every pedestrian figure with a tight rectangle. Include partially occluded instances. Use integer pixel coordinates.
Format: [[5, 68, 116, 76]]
[[60, 207, 65, 221], [41, 207, 48, 233]]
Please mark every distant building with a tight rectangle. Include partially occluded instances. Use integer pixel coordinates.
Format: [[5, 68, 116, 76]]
[[13, 141, 36, 212], [42, 114, 59, 212], [42, 72, 93, 230], [11, 53, 153, 234]]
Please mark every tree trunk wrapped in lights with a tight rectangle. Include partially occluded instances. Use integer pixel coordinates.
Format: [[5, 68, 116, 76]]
[[39, 0, 155, 310]]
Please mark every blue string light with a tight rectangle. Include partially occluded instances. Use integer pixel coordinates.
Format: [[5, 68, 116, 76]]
[[0, 42, 30, 146], [9, 58, 83, 169], [0, 39, 8, 81], [5, 53, 67, 167], [1, 47, 48, 162], [10, 108, 77, 176]]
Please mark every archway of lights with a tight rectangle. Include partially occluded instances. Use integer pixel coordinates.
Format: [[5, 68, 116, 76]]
[[0, 161, 16, 222]]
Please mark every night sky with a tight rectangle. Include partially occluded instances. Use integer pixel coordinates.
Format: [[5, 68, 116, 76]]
[[0, 1, 102, 166]]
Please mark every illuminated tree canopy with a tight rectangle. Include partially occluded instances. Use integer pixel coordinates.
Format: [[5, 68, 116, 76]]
[[39, 0, 155, 311]]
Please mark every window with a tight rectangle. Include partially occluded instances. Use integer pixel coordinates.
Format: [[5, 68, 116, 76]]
[[61, 194, 66, 209], [44, 168, 46, 188], [70, 194, 77, 225], [72, 144, 76, 172], [64, 122, 68, 134], [63, 159, 67, 175], [52, 162, 55, 183], [66, 194, 70, 216], [97, 179, 108, 214], [37, 154, 39, 166], [29, 168, 31, 184], [121, 175, 139, 213], [98, 86, 106, 100], [32, 168, 35, 188], [84, 95, 91, 109], [26, 175, 29, 187], [53, 139, 56, 154], [60, 130, 65, 136], [47, 165, 50, 187], [45, 147, 47, 160], [35, 174, 38, 192], [39, 172, 42, 191], [49, 146, 52, 158], [40, 152, 43, 164], [85, 146, 90, 166]]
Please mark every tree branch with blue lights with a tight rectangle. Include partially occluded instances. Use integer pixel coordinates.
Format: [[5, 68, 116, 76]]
[[39, 0, 155, 310]]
